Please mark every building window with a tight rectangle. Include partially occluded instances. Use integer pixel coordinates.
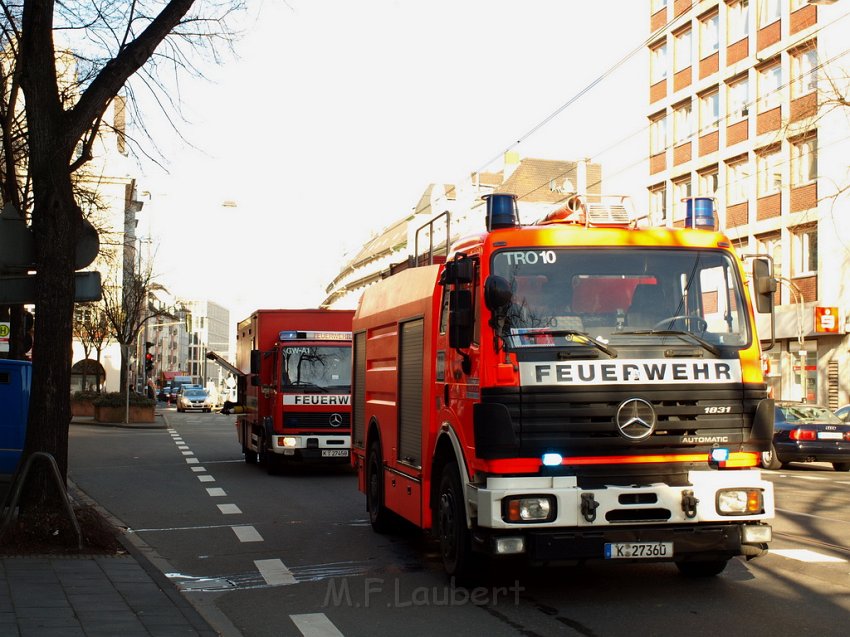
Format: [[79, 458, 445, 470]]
[[651, 41, 668, 84], [791, 135, 817, 186], [673, 100, 693, 144], [699, 167, 719, 196], [756, 233, 782, 279], [651, 0, 668, 11], [791, 47, 818, 97], [758, 0, 780, 28], [791, 226, 817, 276], [758, 62, 782, 111], [728, 75, 750, 121], [726, 158, 750, 204], [650, 113, 668, 154], [674, 28, 692, 72], [673, 177, 692, 220], [700, 13, 719, 58], [699, 89, 719, 132], [728, 0, 750, 43], [650, 185, 667, 223], [757, 148, 782, 195]]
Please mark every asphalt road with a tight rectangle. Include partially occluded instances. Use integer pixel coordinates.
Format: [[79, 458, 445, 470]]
[[68, 409, 850, 637]]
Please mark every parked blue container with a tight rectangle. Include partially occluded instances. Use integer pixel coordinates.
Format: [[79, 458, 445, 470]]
[[684, 197, 716, 230], [0, 359, 31, 475]]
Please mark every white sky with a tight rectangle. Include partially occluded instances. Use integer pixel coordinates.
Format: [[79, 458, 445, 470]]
[[137, 0, 648, 323]]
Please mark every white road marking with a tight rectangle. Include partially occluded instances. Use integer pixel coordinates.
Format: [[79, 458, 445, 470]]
[[217, 504, 242, 515], [191, 467, 206, 472], [178, 445, 189, 450], [206, 487, 226, 497], [290, 614, 344, 637], [255, 559, 297, 585], [186, 458, 199, 464], [232, 526, 263, 542], [182, 451, 194, 456], [197, 475, 215, 483], [771, 549, 846, 563]]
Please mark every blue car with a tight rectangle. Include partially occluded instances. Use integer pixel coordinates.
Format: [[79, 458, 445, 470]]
[[761, 402, 850, 472]]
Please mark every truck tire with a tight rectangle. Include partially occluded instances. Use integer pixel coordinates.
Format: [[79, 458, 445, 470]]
[[676, 559, 729, 577], [437, 461, 476, 582], [366, 442, 393, 532], [244, 448, 257, 464]]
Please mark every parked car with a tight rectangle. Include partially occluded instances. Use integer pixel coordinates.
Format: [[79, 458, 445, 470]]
[[835, 405, 850, 423], [761, 401, 850, 471], [176, 388, 213, 413]]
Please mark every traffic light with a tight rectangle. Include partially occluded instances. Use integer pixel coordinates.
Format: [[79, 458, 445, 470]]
[[144, 352, 154, 373]]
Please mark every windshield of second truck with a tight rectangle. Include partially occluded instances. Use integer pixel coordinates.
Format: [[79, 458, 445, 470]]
[[281, 346, 352, 393], [490, 247, 750, 349]]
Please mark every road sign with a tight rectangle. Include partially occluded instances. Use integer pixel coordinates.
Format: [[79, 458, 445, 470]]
[[0, 271, 102, 304], [0, 321, 9, 353]]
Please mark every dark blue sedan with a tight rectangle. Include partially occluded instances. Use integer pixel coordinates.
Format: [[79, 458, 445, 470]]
[[761, 402, 850, 471]]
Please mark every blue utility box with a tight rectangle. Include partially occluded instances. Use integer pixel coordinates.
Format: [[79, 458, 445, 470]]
[[0, 359, 31, 475]]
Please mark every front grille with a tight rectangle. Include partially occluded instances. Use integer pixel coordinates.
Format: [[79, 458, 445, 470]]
[[480, 383, 766, 456], [283, 411, 350, 430]]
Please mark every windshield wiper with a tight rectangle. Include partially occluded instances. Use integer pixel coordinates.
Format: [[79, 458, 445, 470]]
[[286, 381, 329, 393], [619, 329, 722, 356], [549, 329, 618, 358]]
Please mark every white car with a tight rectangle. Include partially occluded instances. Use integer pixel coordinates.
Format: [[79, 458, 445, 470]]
[[176, 388, 213, 413]]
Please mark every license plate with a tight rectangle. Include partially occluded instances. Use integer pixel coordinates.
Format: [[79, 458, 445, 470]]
[[818, 431, 842, 440], [322, 449, 349, 457], [604, 542, 673, 559]]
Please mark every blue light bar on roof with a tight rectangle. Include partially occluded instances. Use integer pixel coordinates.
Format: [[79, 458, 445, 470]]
[[279, 330, 352, 341]]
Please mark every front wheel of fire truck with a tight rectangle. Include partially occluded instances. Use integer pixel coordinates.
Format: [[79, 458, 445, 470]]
[[366, 442, 394, 532], [437, 461, 477, 583], [675, 559, 729, 578]]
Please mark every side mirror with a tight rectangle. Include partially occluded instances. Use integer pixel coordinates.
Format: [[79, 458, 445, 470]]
[[753, 258, 776, 314], [484, 275, 513, 313], [448, 289, 473, 349], [442, 256, 474, 286]]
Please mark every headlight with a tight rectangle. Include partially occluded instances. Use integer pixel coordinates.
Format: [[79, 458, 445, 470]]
[[502, 495, 556, 523], [717, 489, 764, 515]]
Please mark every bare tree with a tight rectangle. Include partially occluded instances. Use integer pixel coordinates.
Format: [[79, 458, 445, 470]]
[[2, 1, 244, 531], [73, 302, 111, 392]]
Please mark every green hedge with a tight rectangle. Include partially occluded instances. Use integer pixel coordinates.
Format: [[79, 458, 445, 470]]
[[91, 391, 155, 408]]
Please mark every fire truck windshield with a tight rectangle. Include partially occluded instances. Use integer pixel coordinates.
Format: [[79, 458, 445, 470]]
[[490, 247, 750, 349], [281, 346, 352, 393]]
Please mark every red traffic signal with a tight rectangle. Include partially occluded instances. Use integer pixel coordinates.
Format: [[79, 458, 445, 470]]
[[144, 352, 154, 372]]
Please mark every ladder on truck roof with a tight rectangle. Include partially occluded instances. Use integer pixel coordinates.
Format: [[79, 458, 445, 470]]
[[205, 350, 244, 377]]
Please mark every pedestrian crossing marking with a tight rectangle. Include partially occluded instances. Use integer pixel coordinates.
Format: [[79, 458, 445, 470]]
[[255, 559, 297, 586]]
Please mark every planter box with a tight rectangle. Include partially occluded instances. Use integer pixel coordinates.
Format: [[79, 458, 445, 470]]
[[71, 400, 95, 417], [94, 404, 155, 424]]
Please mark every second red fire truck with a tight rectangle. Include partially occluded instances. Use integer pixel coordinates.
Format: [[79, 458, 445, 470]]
[[232, 309, 354, 473]]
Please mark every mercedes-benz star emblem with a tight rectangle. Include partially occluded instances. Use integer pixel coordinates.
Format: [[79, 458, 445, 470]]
[[615, 398, 656, 441], [329, 413, 343, 428]]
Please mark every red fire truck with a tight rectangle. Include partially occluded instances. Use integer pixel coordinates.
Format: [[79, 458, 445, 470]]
[[352, 194, 776, 579], [234, 309, 354, 473]]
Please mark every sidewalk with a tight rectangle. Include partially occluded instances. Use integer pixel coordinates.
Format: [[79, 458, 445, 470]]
[[0, 410, 226, 636]]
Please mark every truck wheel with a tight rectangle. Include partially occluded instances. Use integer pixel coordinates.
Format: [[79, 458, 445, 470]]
[[437, 461, 476, 582], [760, 444, 782, 470], [366, 442, 393, 532], [676, 559, 729, 577], [244, 447, 257, 464]]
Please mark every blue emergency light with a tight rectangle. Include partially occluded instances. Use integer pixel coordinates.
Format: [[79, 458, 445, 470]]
[[684, 197, 716, 230]]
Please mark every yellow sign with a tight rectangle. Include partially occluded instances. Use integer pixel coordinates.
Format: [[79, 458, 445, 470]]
[[0, 323, 9, 338]]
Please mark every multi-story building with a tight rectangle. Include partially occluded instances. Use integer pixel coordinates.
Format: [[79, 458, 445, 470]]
[[322, 154, 601, 309], [646, 0, 850, 406], [185, 299, 232, 389]]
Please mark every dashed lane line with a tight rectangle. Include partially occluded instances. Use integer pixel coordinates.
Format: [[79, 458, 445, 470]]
[[206, 487, 227, 497], [290, 613, 344, 637], [232, 525, 263, 542], [255, 559, 297, 586], [217, 504, 242, 515]]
